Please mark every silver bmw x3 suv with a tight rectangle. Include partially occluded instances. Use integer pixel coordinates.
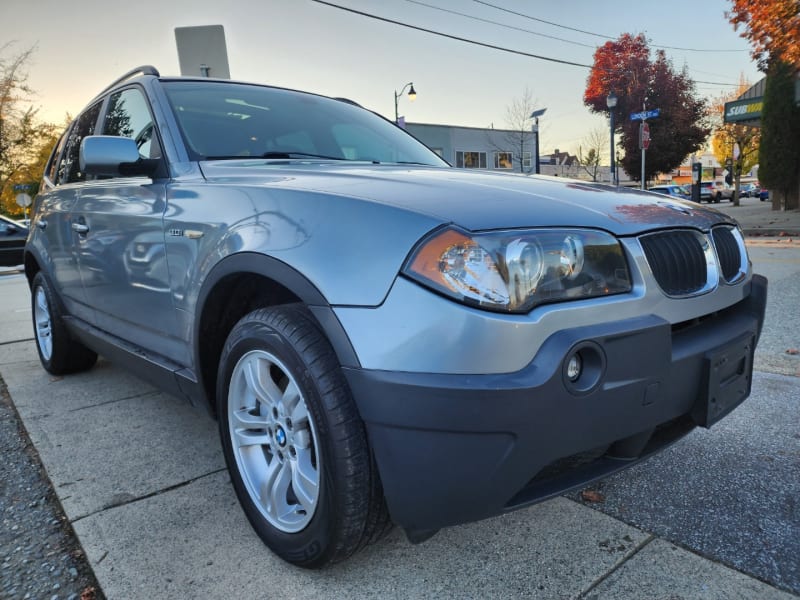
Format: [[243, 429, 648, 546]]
[[25, 66, 767, 568]]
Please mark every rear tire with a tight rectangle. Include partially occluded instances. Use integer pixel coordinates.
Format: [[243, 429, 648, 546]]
[[216, 305, 391, 568], [31, 272, 98, 375]]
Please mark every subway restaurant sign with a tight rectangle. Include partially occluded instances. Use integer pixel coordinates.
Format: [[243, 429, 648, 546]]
[[724, 97, 763, 123]]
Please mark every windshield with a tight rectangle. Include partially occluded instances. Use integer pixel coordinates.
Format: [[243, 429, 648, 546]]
[[162, 81, 447, 167]]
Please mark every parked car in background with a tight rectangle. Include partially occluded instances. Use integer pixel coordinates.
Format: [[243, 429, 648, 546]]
[[648, 184, 690, 200], [0, 214, 28, 267], [698, 182, 713, 202], [699, 181, 733, 203], [25, 66, 768, 568], [740, 183, 760, 198], [760, 188, 770, 201]]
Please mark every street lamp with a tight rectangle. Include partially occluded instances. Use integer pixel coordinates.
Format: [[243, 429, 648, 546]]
[[606, 91, 618, 186], [530, 108, 547, 174], [394, 82, 417, 125]]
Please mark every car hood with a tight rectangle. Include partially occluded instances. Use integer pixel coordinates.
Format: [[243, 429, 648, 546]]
[[198, 162, 734, 236]]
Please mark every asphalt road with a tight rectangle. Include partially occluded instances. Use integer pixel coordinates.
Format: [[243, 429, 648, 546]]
[[1, 241, 798, 599]]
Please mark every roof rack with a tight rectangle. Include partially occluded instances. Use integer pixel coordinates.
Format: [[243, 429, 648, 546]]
[[95, 65, 160, 98]]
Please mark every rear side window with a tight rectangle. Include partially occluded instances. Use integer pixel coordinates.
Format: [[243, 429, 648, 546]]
[[103, 88, 162, 159], [45, 132, 68, 183], [57, 101, 103, 184]]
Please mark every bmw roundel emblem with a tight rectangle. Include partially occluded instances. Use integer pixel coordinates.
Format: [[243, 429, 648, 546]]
[[275, 426, 287, 447]]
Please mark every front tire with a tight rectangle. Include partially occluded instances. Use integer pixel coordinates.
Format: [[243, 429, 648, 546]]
[[216, 305, 390, 568], [31, 272, 98, 375]]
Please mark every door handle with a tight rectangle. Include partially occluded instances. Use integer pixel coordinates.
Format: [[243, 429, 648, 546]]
[[71, 223, 89, 234]]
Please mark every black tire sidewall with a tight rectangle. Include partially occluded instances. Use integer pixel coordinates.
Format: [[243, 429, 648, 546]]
[[217, 317, 338, 567], [32, 272, 69, 374]]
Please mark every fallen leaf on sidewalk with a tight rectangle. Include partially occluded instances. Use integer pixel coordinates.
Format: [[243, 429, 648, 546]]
[[786, 348, 799, 355], [80, 587, 97, 600], [581, 489, 605, 503]]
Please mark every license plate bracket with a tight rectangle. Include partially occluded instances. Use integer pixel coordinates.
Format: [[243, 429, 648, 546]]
[[692, 332, 755, 428]]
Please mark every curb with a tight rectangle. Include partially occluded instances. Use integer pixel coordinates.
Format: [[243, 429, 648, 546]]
[[742, 228, 800, 237]]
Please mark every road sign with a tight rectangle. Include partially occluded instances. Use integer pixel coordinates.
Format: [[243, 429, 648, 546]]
[[16, 193, 32, 208], [630, 108, 660, 121], [640, 122, 650, 150]]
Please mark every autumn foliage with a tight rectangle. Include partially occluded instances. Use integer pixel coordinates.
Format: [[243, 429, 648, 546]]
[[584, 34, 709, 183], [727, 0, 800, 70]]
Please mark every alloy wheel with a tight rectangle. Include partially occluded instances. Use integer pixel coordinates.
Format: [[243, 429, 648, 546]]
[[227, 349, 321, 533], [34, 286, 53, 361]]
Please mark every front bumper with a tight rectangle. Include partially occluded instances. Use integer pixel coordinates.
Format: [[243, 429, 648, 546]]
[[343, 274, 767, 536]]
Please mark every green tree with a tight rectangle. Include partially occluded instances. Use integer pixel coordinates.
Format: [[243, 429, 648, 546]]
[[0, 43, 58, 216], [758, 59, 800, 210]]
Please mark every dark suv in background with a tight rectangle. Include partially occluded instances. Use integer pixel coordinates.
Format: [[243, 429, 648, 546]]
[[0, 215, 28, 267], [24, 67, 767, 568]]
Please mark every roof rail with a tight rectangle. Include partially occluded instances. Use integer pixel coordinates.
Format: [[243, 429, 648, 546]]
[[95, 65, 160, 98]]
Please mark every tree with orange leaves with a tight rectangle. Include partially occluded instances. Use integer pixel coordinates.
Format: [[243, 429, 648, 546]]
[[727, 0, 800, 70], [584, 34, 709, 184], [710, 77, 760, 206]]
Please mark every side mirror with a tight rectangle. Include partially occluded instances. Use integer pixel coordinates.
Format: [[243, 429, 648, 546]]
[[80, 136, 159, 177]]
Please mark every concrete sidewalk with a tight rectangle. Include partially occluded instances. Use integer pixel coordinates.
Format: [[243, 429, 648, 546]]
[[714, 195, 800, 237], [1, 272, 796, 599]]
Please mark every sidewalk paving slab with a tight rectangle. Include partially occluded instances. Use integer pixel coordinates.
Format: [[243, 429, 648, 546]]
[[75, 482, 651, 600], [587, 538, 797, 600], [3, 349, 224, 520]]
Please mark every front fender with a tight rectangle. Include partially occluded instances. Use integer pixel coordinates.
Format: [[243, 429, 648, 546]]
[[193, 252, 360, 383]]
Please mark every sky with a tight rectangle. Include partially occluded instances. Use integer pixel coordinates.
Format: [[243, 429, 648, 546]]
[[3, 0, 762, 156]]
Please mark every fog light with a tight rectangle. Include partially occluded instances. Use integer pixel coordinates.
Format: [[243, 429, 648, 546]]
[[566, 353, 582, 381]]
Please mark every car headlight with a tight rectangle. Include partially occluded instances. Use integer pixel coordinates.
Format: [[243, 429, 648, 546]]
[[403, 227, 632, 313]]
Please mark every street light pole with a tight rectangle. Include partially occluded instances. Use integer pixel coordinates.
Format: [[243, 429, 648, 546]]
[[606, 92, 618, 186], [394, 82, 417, 125], [530, 108, 547, 175]]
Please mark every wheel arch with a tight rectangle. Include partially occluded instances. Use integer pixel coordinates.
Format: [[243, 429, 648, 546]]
[[193, 252, 360, 416], [24, 249, 42, 289]]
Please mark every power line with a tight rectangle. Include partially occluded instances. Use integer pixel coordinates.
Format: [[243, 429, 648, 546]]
[[309, 0, 592, 68], [310, 0, 745, 87], [472, 0, 613, 40], [403, 0, 748, 84], [472, 0, 749, 53], [694, 80, 743, 86], [402, 0, 598, 49]]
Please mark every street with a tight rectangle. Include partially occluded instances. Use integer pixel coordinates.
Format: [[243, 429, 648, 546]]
[[0, 241, 798, 599]]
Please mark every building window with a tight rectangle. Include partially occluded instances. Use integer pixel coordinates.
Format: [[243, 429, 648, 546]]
[[522, 152, 532, 169], [494, 152, 513, 169], [456, 151, 487, 169]]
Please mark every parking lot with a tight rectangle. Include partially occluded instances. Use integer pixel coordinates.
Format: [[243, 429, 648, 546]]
[[1, 235, 798, 599]]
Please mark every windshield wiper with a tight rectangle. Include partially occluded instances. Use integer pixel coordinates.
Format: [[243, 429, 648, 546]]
[[261, 151, 347, 160], [202, 152, 348, 161]]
